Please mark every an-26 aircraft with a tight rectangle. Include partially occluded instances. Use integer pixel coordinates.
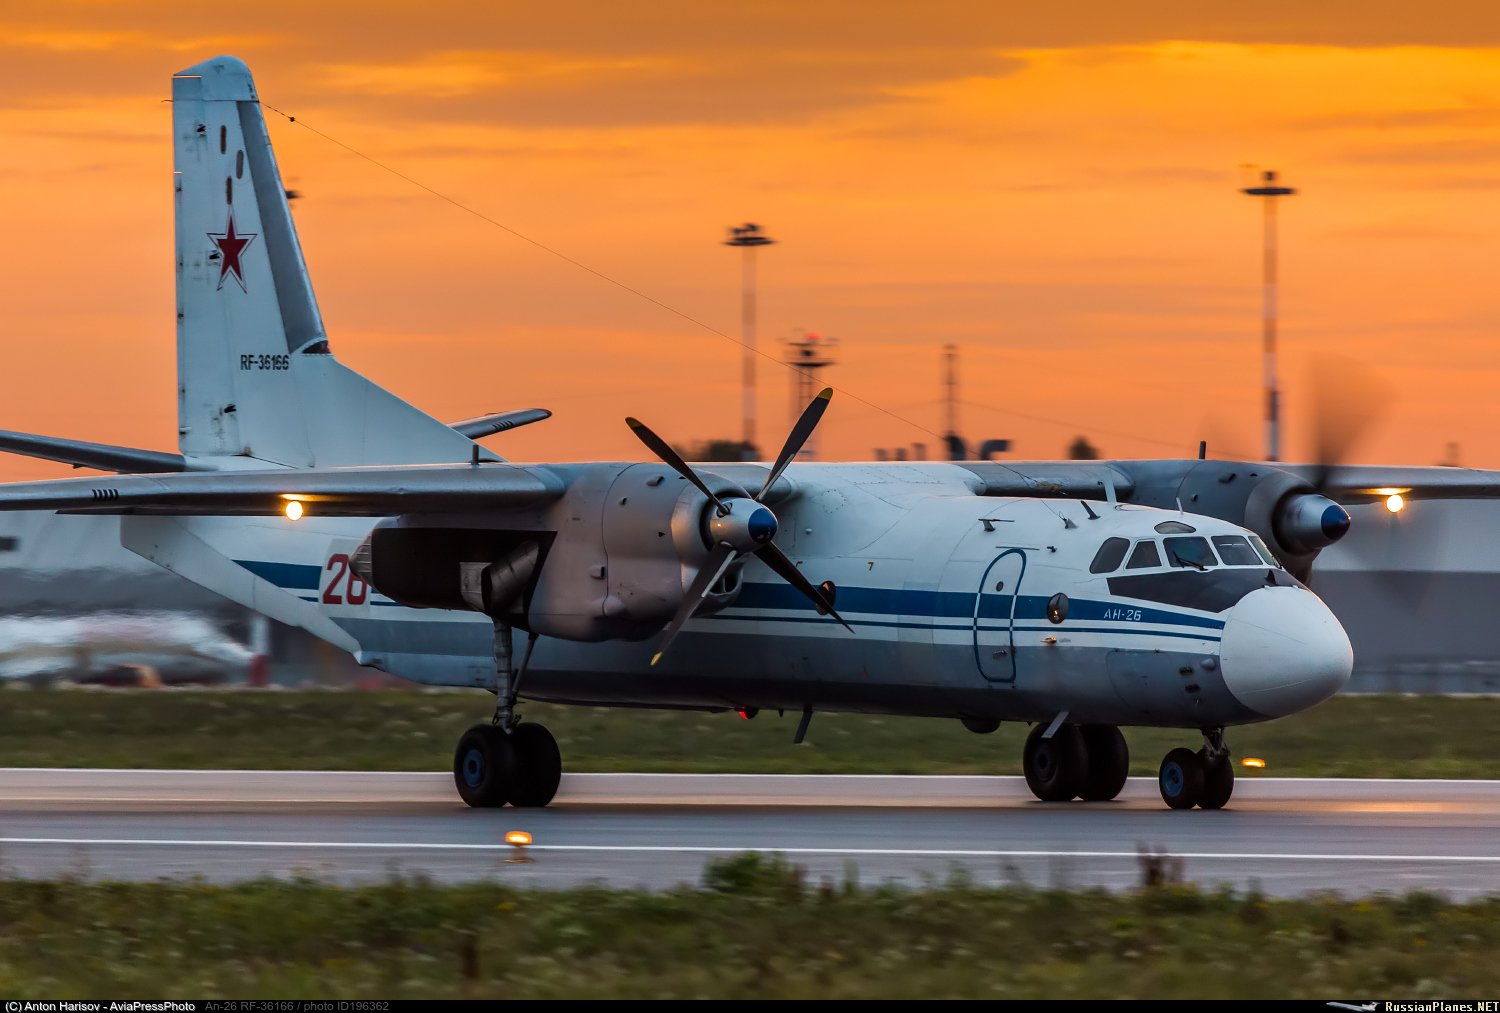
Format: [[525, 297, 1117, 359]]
[[3, 56, 1499, 811]]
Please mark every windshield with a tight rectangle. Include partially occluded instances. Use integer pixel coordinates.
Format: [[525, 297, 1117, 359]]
[[1165, 536, 1218, 570], [1126, 540, 1161, 569], [1248, 534, 1281, 568], [1211, 535, 1262, 566]]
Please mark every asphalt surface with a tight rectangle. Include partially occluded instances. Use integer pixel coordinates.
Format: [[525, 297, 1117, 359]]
[[2, 769, 1499, 897]]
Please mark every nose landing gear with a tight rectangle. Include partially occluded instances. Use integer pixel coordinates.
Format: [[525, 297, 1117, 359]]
[[452, 622, 563, 809], [1157, 727, 1234, 811]]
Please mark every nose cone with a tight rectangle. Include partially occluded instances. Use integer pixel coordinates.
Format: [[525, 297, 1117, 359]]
[[747, 506, 778, 545], [1220, 586, 1352, 719], [1320, 502, 1351, 541]]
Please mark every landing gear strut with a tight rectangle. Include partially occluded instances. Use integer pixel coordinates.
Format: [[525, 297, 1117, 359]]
[[1156, 727, 1234, 811], [452, 623, 562, 809], [1021, 723, 1130, 802]]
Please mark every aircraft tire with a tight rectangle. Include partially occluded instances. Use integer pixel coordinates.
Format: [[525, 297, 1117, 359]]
[[1195, 748, 1235, 810], [1078, 725, 1130, 801], [1158, 747, 1204, 810], [453, 724, 516, 808], [509, 722, 563, 808], [1023, 723, 1087, 801]]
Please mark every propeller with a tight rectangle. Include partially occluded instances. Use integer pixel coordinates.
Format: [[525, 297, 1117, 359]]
[[1268, 355, 1390, 565], [1302, 354, 1391, 497], [626, 387, 852, 665]]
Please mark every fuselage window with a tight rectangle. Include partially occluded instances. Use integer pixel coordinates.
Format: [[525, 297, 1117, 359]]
[[1165, 536, 1218, 569], [1126, 539, 1161, 569], [1154, 520, 1197, 534], [0, 536, 16, 551], [1089, 537, 1130, 573], [1211, 535, 1262, 566], [1248, 534, 1281, 568]]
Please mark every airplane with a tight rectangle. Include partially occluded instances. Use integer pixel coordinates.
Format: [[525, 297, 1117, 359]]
[[3, 55, 1500, 811], [0, 612, 253, 685]]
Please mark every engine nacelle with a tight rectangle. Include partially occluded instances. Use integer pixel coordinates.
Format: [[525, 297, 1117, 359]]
[[1272, 491, 1351, 556], [591, 463, 745, 635], [348, 526, 544, 619], [349, 462, 746, 643]]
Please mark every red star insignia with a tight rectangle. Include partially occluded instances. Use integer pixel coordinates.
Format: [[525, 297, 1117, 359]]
[[207, 210, 257, 292]]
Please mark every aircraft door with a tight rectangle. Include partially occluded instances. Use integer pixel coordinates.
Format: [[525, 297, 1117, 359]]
[[974, 549, 1025, 683]]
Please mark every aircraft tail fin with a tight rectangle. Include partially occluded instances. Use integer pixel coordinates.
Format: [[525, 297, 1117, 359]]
[[172, 56, 487, 469]]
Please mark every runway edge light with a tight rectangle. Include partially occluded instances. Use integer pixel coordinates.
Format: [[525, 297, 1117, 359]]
[[1241, 757, 1266, 769], [505, 829, 533, 863]]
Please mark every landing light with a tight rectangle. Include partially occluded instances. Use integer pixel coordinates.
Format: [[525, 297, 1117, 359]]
[[1241, 757, 1266, 769], [283, 499, 304, 521], [1384, 493, 1405, 514]]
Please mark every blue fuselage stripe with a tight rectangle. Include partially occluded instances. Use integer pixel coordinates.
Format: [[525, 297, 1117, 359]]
[[245, 557, 1225, 639]]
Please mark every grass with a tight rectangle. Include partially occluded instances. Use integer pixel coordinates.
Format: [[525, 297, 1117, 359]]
[[0, 859, 1496, 998], [0, 687, 1494, 777]]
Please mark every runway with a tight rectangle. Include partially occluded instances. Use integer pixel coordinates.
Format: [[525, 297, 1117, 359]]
[[2, 770, 1499, 897]]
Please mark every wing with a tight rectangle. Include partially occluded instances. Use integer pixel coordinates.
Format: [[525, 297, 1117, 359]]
[[957, 461, 1138, 499], [0, 462, 564, 516], [1279, 465, 1500, 504]]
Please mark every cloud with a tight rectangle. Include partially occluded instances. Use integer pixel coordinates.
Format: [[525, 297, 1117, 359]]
[[1339, 138, 1500, 165], [310, 48, 1024, 128], [1290, 106, 1500, 131]]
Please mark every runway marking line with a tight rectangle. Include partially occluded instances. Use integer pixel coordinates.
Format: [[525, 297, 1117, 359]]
[[6, 770, 1500, 786], [3, 838, 1500, 864]]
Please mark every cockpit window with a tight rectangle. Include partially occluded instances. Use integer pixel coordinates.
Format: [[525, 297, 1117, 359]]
[[1126, 539, 1161, 569], [1165, 536, 1218, 570], [1211, 535, 1262, 566], [1089, 537, 1130, 574], [1248, 534, 1281, 568]]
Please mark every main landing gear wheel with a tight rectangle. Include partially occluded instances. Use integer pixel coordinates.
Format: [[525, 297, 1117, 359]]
[[1158, 747, 1204, 810], [509, 722, 563, 808], [1078, 725, 1130, 801], [452, 722, 563, 809], [1196, 747, 1235, 810], [454, 724, 516, 808], [1023, 723, 1087, 801]]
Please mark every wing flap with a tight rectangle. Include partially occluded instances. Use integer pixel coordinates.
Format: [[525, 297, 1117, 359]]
[[0, 463, 564, 516]]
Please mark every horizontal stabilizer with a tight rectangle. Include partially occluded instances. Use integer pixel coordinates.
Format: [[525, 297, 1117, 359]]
[[0, 463, 563, 516], [449, 408, 552, 440], [0, 430, 189, 474]]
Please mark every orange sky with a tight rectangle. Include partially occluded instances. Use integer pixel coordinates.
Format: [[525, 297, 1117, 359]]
[[2, 2, 1499, 480]]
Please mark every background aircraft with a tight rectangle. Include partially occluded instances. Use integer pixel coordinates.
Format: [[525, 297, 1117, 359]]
[[0, 612, 252, 685]]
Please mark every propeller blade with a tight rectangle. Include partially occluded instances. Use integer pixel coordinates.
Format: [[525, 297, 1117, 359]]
[[650, 543, 738, 666], [626, 417, 728, 514], [757, 388, 833, 502], [754, 541, 854, 634], [1304, 355, 1391, 492]]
